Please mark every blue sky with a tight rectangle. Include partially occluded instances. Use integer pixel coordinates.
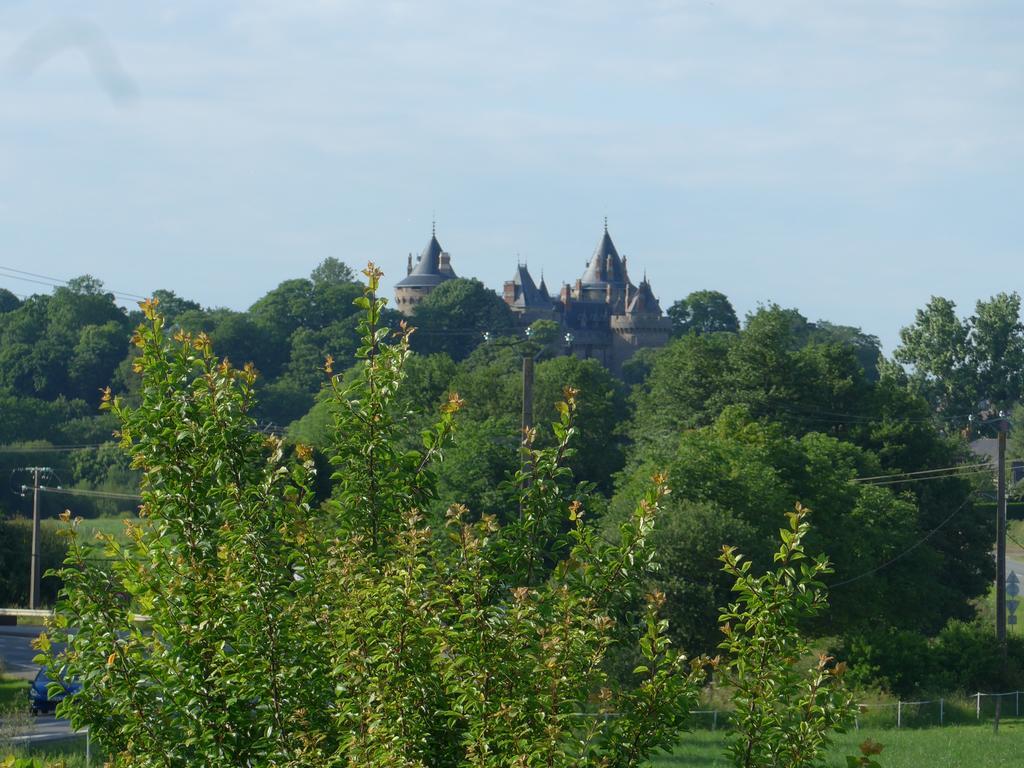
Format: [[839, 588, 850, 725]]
[[1, 1, 1021, 350]]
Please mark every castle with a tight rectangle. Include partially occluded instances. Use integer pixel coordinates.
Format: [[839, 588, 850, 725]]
[[394, 223, 671, 372]]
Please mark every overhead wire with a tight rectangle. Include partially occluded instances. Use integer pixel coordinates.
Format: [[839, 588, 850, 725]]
[[0, 265, 148, 302], [0, 443, 111, 453], [853, 461, 992, 483], [36, 485, 141, 501], [831, 493, 978, 588]]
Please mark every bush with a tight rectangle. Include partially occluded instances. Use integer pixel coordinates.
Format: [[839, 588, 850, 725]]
[[836, 619, 1024, 697], [0, 518, 66, 607], [42, 267, 704, 767]]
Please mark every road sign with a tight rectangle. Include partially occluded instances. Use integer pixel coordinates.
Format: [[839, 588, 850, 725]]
[[1008, 572, 1020, 597], [1010, 615, 1018, 626], [1009, 600, 1020, 614]]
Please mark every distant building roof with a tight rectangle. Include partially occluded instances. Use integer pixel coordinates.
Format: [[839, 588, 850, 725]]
[[508, 264, 552, 309], [395, 232, 457, 288], [969, 438, 998, 463], [579, 225, 631, 289], [626, 277, 662, 315]]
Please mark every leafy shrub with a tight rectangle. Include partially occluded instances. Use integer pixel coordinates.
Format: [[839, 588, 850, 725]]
[[717, 505, 857, 768], [0, 518, 66, 607], [41, 266, 703, 767], [836, 619, 1024, 697]]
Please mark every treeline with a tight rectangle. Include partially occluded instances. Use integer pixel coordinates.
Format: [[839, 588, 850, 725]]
[[2, 266, 1024, 695]]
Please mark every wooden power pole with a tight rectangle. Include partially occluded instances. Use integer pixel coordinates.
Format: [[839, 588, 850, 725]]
[[994, 416, 1008, 732], [29, 466, 43, 610]]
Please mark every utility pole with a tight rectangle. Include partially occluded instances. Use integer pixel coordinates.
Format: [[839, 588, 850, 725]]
[[521, 353, 534, 439], [27, 467, 45, 610], [994, 414, 1009, 733]]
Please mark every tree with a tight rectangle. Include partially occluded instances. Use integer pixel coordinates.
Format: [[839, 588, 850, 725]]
[[45, 269, 703, 766], [894, 296, 974, 414], [150, 290, 201, 325], [718, 505, 856, 768], [410, 278, 517, 361], [667, 290, 739, 336], [0, 288, 20, 314], [969, 292, 1024, 408], [610, 406, 962, 652], [310, 257, 355, 286], [534, 355, 629, 493]]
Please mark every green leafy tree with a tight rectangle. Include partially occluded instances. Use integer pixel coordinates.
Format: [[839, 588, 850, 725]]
[[611, 407, 960, 653], [718, 505, 856, 768], [0, 288, 20, 314], [894, 296, 974, 414], [150, 290, 201, 325], [667, 290, 739, 336], [411, 278, 517, 361], [892, 293, 1024, 414], [535, 356, 629, 494], [44, 267, 703, 767]]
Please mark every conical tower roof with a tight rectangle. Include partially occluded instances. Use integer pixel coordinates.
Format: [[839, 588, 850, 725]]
[[395, 230, 457, 288], [579, 223, 628, 288], [508, 263, 549, 308], [626, 276, 662, 315]]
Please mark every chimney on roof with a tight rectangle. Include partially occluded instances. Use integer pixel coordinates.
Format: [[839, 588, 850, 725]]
[[438, 249, 454, 276], [407, 253, 413, 275]]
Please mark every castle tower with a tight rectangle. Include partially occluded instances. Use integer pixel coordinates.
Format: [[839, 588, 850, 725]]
[[609, 274, 672, 369], [573, 223, 634, 311], [503, 263, 557, 322], [394, 227, 457, 315]]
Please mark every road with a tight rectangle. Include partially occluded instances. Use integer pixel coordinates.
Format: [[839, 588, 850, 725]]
[[2, 714, 82, 746], [0, 624, 46, 678], [1, 624, 79, 745]]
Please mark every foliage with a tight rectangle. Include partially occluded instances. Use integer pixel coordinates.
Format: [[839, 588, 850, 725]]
[[410, 278, 517, 361], [610, 406, 983, 654], [621, 306, 989, 647], [0, 518, 66, 606], [43, 268, 703, 767], [894, 292, 1024, 414], [717, 505, 856, 768], [0, 278, 130, 403], [835, 619, 1024, 697], [666, 290, 739, 337]]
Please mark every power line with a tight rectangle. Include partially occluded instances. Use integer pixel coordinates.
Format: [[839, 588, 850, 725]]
[[0, 443, 110, 453], [832, 494, 977, 588], [853, 461, 993, 484], [0, 265, 148, 302], [858, 467, 994, 487], [37, 485, 141, 501]]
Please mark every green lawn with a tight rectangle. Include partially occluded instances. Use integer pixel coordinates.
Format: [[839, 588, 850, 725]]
[[6, 724, 1024, 767], [0, 675, 26, 714], [653, 722, 1024, 767], [40, 515, 143, 547]]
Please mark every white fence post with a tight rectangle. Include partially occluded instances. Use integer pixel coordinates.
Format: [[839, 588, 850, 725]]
[[897, 700, 901, 729], [712, 710, 718, 731], [939, 698, 944, 726], [976, 693, 981, 719]]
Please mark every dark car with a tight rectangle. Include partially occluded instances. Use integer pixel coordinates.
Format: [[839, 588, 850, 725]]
[[28, 666, 81, 715]]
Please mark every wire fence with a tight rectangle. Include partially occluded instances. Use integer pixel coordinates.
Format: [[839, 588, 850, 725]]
[[689, 690, 1024, 731]]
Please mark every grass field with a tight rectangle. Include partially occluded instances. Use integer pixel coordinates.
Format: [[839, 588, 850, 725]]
[[0, 675, 25, 714], [653, 722, 1024, 767], [5, 724, 1024, 767], [40, 515, 143, 546]]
